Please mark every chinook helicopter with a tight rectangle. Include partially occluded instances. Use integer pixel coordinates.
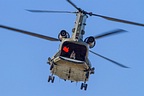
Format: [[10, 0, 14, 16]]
[[0, 0, 144, 90]]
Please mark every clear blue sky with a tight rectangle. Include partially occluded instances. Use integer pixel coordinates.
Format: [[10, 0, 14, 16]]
[[0, 0, 144, 96]]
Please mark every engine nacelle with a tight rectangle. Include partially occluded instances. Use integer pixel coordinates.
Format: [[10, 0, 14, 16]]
[[84, 36, 96, 48], [58, 30, 70, 41]]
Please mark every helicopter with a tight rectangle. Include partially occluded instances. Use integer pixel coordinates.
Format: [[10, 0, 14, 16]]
[[0, 0, 144, 91]]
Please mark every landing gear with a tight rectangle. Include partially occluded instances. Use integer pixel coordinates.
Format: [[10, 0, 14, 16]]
[[50, 64, 54, 70], [47, 57, 51, 65], [80, 71, 90, 90], [47, 57, 56, 70], [48, 75, 55, 83], [90, 67, 95, 74], [81, 83, 88, 90], [47, 57, 56, 83]]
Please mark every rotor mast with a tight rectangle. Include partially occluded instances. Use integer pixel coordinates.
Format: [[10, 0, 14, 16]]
[[72, 11, 88, 41]]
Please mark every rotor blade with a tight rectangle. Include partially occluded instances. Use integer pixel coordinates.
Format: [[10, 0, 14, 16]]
[[89, 50, 129, 68], [94, 29, 127, 39], [0, 25, 59, 41], [91, 13, 144, 27], [66, 0, 81, 11], [26, 9, 77, 14]]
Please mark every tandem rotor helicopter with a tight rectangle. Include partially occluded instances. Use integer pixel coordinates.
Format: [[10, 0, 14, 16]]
[[0, 0, 144, 90]]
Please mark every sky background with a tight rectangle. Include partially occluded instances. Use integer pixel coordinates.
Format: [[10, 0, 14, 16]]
[[0, 0, 144, 96]]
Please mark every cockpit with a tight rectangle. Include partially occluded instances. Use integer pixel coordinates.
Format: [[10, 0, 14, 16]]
[[60, 41, 87, 61]]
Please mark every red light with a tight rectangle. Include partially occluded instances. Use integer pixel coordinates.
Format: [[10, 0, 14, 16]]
[[63, 46, 69, 53]]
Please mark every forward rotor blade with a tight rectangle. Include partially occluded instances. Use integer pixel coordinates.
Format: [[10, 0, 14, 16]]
[[67, 0, 81, 11], [26, 9, 76, 14], [91, 13, 144, 27], [89, 50, 129, 68], [94, 29, 127, 39], [0, 25, 59, 41]]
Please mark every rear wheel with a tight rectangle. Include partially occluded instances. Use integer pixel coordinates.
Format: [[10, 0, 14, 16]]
[[48, 75, 55, 83], [48, 76, 51, 82], [80, 83, 84, 90], [51, 76, 55, 83], [80, 83, 88, 91], [84, 84, 88, 90]]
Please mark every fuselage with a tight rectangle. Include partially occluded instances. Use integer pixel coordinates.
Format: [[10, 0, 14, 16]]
[[47, 10, 94, 82]]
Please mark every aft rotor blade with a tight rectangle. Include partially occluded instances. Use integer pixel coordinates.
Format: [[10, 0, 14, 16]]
[[0, 25, 59, 41], [89, 50, 129, 68], [91, 13, 144, 27], [94, 29, 127, 39], [26, 9, 77, 14], [66, 0, 81, 11]]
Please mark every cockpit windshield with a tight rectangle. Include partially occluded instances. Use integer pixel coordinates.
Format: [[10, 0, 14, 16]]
[[60, 41, 87, 61]]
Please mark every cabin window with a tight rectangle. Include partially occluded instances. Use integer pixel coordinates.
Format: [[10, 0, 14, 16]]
[[60, 41, 87, 61]]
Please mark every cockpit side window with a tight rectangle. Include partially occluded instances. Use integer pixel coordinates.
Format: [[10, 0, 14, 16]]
[[60, 41, 87, 61]]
